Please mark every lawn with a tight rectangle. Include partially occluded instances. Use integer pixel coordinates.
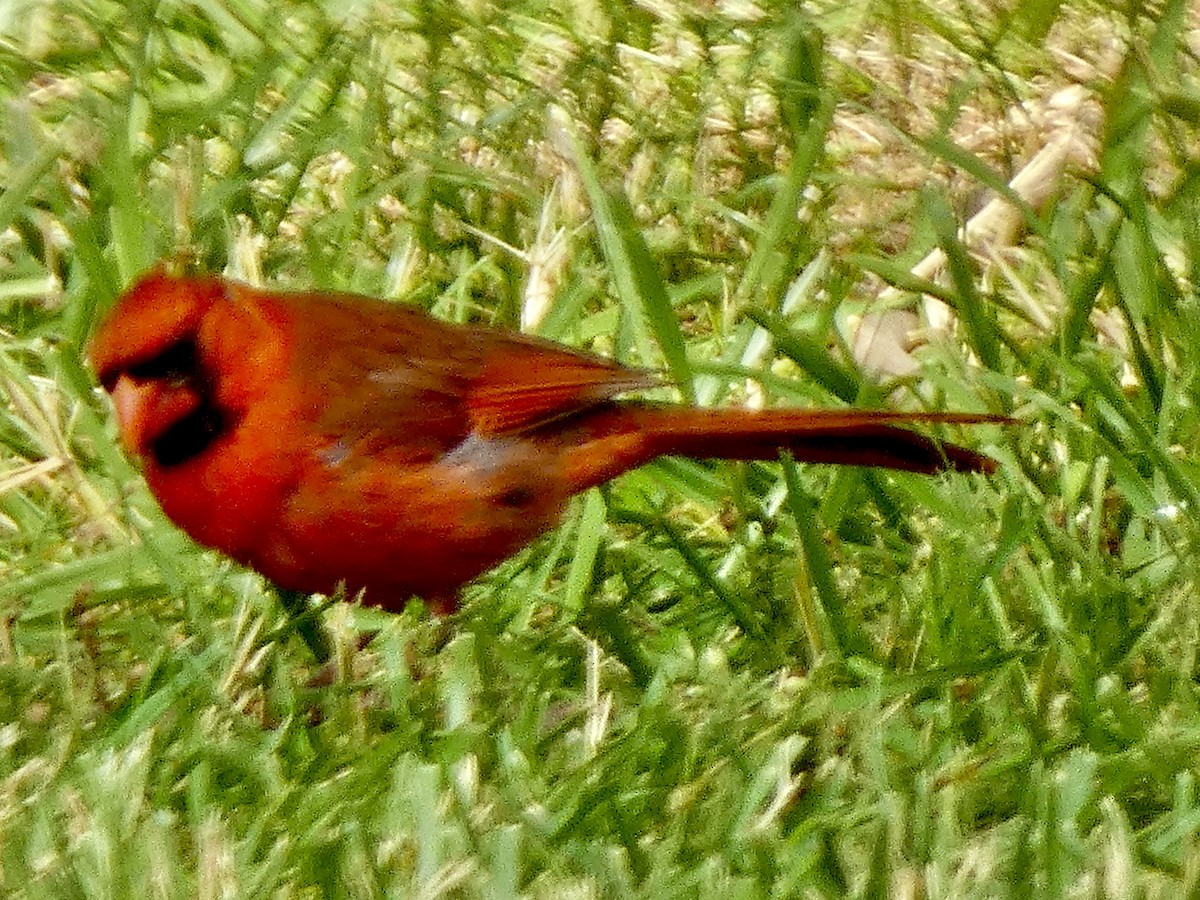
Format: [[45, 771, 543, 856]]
[[0, 0, 1197, 896]]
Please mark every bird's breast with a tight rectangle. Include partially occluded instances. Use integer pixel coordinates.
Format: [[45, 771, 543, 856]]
[[257, 431, 571, 604]]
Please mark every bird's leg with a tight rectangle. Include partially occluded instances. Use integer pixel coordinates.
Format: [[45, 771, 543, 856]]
[[275, 588, 334, 663]]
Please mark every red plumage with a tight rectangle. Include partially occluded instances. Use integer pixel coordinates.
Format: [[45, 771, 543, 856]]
[[89, 271, 1003, 611]]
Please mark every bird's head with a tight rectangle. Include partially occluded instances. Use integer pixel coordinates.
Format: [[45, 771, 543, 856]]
[[89, 271, 230, 467]]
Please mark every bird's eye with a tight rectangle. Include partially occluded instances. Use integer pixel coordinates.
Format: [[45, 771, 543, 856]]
[[126, 340, 200, 386]]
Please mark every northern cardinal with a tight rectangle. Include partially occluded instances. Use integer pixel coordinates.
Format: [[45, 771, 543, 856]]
[[90, 271, 1003, 613]]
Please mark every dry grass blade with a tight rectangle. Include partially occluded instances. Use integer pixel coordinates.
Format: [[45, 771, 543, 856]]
[[853, 85, 1101, 378]]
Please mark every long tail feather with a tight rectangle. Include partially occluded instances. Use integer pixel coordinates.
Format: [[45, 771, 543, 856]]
[[557, 406, 1007, 491]]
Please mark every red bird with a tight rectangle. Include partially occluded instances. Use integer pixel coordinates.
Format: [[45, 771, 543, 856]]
[[89, 271, 1002, 613]]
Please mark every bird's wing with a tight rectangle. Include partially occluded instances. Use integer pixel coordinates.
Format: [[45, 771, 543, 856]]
[[468, 332, 659, 435], [280, 288, 656, 451]]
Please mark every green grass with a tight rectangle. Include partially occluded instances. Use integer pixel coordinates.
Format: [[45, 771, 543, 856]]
[[0, 0, 1198, 895]]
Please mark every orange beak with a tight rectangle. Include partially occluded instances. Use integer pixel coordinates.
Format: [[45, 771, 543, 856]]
[[109, 374, 202, 458]]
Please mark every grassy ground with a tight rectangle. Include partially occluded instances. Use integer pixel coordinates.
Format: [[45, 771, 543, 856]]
[[1, 0, 1198, 896]]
